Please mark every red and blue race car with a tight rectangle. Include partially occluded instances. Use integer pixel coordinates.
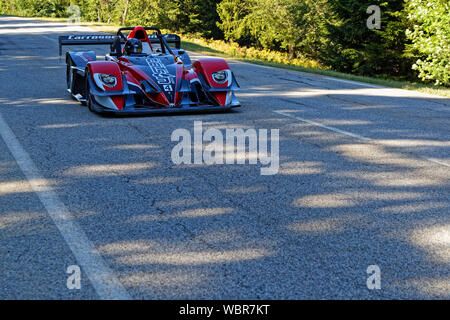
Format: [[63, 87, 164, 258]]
[[59, 26, 240, 114]]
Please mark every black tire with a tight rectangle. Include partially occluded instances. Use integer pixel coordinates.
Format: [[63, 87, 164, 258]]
[[85, 71, 102, 113], [85, 71, 95, 113], [67, 59, 87, 106], [66, 59, 76, 99]]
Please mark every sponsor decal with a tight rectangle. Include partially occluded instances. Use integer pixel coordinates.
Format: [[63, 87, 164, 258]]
[[66, 35, 115, 40], [146, 57, 177, 87], [74, 52, 93, 62]]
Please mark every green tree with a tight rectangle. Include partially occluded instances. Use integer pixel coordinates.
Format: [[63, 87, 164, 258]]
[[405, 0, 449, 86], [1, 0, 446, 86], [217, 0, 327, 59], [217, 0, 253, 45], [324, 0, 411, 79], [165, 0, 222, 37]]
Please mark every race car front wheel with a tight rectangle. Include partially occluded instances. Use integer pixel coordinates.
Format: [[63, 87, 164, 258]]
[[66, 60, 75, 98], [85, 71, 103, 114], [85, 72, 95, 113]]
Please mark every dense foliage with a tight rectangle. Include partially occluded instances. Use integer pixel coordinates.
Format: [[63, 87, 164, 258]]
[[0, 0, 447, 85], [405, 0, 449, 85], [324, 0, 414, 80], [217, 0, 328, 60]]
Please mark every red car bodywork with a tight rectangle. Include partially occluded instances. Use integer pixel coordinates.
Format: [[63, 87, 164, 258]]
[[63, 26, 240, 114]]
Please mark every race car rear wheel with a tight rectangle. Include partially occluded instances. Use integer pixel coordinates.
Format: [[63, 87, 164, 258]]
[[67, 59, 87, 106]]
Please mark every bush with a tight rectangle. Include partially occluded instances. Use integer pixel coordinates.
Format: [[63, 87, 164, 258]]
[[405, 0, 449, 86]]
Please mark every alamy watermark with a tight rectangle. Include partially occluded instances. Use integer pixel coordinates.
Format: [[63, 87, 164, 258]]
[[171, 121, 279, 175], [66, 265, 81, 290], [366, 265, 381, 290], [67, 5, 81, 25], [366, 5, 381, 30]]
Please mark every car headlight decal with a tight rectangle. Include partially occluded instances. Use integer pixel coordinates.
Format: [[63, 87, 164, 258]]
[[93, 73, 117, 89], [212, 70, 231, 85], [99, 74, 117, 87]]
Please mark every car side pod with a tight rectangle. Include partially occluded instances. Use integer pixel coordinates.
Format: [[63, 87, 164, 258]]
[[193, 58, 240, 106], [86, 61, 127, 111]]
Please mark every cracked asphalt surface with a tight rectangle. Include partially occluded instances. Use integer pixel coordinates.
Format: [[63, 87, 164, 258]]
[[0, 16, 449, 299]]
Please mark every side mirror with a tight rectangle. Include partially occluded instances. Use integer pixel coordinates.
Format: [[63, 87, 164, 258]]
[[177, 49, 185, 55]]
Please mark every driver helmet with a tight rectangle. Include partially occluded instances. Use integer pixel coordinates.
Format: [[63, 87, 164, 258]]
[[124, 38, 143, 55]]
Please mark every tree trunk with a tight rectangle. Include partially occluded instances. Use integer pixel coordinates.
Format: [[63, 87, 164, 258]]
[[288, 44, 294, 59], [122, 0, 130, 26], [106, 0, 111, 24]]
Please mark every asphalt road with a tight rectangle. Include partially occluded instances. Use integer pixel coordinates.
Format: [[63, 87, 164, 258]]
[[0, 16, 449, 299]]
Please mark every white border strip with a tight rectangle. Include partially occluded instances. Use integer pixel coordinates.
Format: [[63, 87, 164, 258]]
[[273, 110, 371, 141], [0, 113, 131, 300]]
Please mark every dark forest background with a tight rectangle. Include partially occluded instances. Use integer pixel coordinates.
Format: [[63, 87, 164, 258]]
[[1, 0, 448, 86]]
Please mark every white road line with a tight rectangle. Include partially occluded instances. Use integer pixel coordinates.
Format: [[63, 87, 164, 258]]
[[39, 34, 57, 43], [273, 110, 372, 141], [0, 112, 131, 300], [421, 157, 450, 168], [225, 58, 384, 87], [231, 59, 275, 71], [322, 76, 383, 88], [274, 110, 450, 168]]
